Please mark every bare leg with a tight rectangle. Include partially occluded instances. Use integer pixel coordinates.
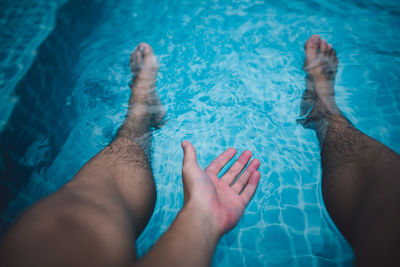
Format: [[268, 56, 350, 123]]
[[0, 43, 165, 267], [299, 35, 400, 266]]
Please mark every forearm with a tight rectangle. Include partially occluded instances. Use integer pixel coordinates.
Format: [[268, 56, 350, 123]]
[[136, 202, 221, 267]]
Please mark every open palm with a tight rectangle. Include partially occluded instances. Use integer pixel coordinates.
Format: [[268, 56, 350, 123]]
[[181, 141, 260, 236]]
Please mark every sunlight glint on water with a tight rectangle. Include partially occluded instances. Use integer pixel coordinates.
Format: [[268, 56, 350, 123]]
[[2, 0, 400, 266]]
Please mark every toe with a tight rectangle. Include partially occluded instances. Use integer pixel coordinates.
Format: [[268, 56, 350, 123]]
[[331, 48, 338, 63], [320, 40, 328, 55], [130, 42, 158, 75], [305, 34, 321, 62], [138, 43, 158, 69], [327, 44, 333, 54], [137, 42, 153, 55], [331, 48, 337, 59], [130, 46, 143, 73]]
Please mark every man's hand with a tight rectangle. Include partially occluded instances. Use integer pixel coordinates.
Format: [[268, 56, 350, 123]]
[[181, 141, 260, 236]]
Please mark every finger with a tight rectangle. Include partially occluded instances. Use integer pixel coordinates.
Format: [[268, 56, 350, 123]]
[[231, 159, 260, 194], [220, 150, 252, 185], [240, 171, 261, 205], [181, 141, 199, 170], [205, 148, 236, 175]]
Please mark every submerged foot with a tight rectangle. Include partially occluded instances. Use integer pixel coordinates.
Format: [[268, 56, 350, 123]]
[[298, 35, 341, 129], [130, 42, 165, 128]]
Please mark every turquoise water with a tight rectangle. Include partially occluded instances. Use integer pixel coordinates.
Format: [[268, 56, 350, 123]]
[[1, 0, 400, 266], [0, 0, 66, 130]]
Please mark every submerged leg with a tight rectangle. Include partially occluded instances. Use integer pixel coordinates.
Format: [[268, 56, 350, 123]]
[[0, 43, 165, 267], [300, 35, 400, 266]]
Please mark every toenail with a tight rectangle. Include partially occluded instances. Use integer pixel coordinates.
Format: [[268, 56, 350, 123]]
[[138, 44, 145, 52]]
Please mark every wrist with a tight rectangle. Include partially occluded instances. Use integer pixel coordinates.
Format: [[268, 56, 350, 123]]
[[183, 200, 223, 239]]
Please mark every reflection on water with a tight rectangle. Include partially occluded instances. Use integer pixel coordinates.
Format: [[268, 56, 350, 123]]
[[1, 0, 400, 266]]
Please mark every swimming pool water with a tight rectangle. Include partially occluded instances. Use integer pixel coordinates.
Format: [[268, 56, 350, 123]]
[[0, 0, 66, 131], [1, 0, 400, 266]]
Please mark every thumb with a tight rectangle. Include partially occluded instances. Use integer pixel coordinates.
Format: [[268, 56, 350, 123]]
[[181, 140, 199, 169]]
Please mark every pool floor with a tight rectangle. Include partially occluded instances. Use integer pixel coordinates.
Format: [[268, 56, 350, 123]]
[[1, 0, 400, 266]]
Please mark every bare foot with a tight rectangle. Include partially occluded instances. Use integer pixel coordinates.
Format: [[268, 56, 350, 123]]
[[298, 35, 341, 129], [129, 42, 165, 128], [117, 43, 165, 153]]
